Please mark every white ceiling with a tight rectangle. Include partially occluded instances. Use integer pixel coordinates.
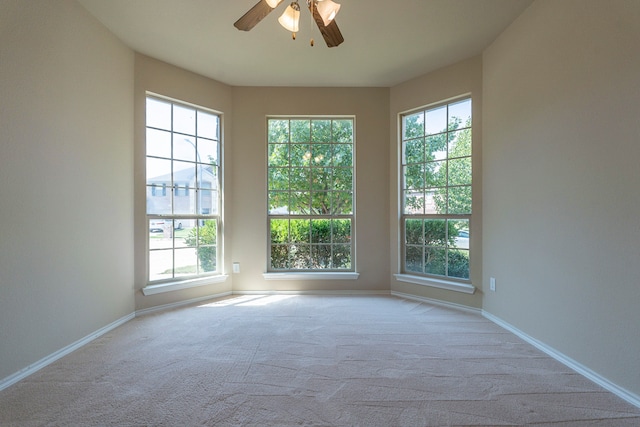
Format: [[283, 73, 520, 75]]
[[77, 0, 532, 87]]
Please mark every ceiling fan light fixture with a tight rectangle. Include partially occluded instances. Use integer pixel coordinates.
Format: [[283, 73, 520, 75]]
[[265, 0, 282, 8], [278, 2, 301, 33], [316, 0, 341, 26]]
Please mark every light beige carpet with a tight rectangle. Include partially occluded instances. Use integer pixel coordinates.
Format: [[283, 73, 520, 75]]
[[1, 295, 639, 426]]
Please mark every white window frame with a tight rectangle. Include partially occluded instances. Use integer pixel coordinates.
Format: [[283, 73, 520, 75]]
[[144, 94, 224, 287], [266, 116, 356, 274], [399, 97, 473, 288]]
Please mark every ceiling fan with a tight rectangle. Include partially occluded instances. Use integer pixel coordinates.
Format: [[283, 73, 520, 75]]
[[234, 0, 344, 48]]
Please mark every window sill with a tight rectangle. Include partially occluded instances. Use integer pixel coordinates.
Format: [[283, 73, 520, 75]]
[[394, 274, 475, 294], [263, 272, 360, 281], [142, 274, 229, 296]]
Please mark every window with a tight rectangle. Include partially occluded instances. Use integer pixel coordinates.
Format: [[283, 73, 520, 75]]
[[146, 95, 221, 282], [401, 98, 472, 280], [267, 118, 354, 271]]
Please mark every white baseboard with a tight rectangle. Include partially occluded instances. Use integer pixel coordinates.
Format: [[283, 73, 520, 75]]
[[135, 291, 233, 316], [0, 312, 135, 392], [483, 310, 640, 409], [391, 290, 482, 314]]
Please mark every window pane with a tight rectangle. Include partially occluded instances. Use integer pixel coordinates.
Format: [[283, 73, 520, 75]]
[[426, 134, 447, 161], [311, 245, 332, 268], [333, 168, 352, 191], [149, 249, 173, 281], [290, 219, 310, 243], [425, 105, 447, 135], [174, 247, 197, 277], [332, 244, 351, 269], [333, 120, 353, 143], [404, 165, 424, 190], [333, 144, 352, 167], [426, 189, 444, 215], [271, 245, 289, 269], [173, 219, 191, 248], [311, 168, 332, 191], [149, 220, 173, 248], [311, 192, 331, 215], [197, 166, 216, 191], [173, 136, 196, 162], [197, 138, 217, 166], [425, 248, 446, 275], [312, 144, 332, 167], [290, 245, 310, 269], [403, 112, 423, 140], [332, 192, 352, 215], [198, 245, 217, 273], [448, 129, 472, 157], [447, 186, 472, 214], [147, 187, 172, 215], [448, 98, 472, 129], [146, 157, 171, 184], [197, 220, 217, 246], [268, 144, 289, 167], [290, 192, 310, 214], [403, 138, 423, 164], [173, 104, 196, 135], [332, 219, 351, 243], [270, 219, 289, 244], [269, 168, 289, 190], [146, 98, 171, 130], [448, 157, 471, 186], [424, 219, 447, 247], [404, 191, 424, 215], [405, 219, 423, 245], [146, 128, 171, 158], [173, 160, 195, 184], [269, 191, 289, 214], [405, 246, 423, 273], [451, 219, 469, 249], [448, 249, 469, 279], [199, 185, 217, 215], [290, 144, 311, 167], [290, 168, 310, 190], [268, 120, 289, 143], [425, 161, 446, 187], [311, 219, 331, 243], [311, 120, 331, 142], [197, 111, 218, 139], [290, 120, 310, 142], [173, 192, 195, 215]]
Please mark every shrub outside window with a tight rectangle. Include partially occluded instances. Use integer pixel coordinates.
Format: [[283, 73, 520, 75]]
[[401, 98, 472, 280], [267, 117, 355, 271], [145, 95, 222, 282]]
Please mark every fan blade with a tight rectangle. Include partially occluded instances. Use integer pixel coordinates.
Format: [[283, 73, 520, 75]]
[[234, 0, 283, 31], [309, 2, 344, 47]]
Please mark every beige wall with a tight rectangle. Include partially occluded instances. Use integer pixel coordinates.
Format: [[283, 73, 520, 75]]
[[133, 55, 234, 310], [0, 0, 134, 379], [389, 56, 484, 309], [4, 0, 639, 402], [483, 0, 640, 396], [231, 87, 390, 292]]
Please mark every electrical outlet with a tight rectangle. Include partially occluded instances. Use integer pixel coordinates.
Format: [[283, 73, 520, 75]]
[[490, 277, 496, 292]]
